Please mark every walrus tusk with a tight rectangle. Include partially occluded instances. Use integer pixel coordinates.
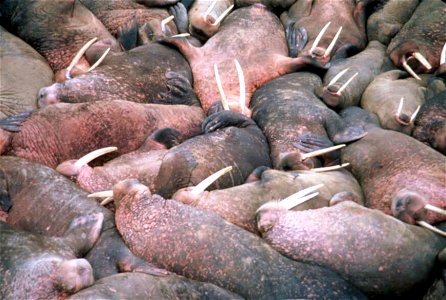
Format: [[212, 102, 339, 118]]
[[327, 68, 350, 87], [87, 47, 110, 72], [88, 190, 113, 198], [171, 33, 191, 38], [310, 22, 331, 54], [100, 197, 114, 206], [191, 166, 233, 196], [214, 63, 230, 110], [310, 163, 350, 172], [203, 0, 218, 20], [441, 42, 446, 65], [301, 144, 346, 160], [424, 204, 446, 215], [282, 192, 319, 210], [409, 105, 421, 124], [335, 72, 358, 96], [281, 184, 324, 209], [324, 26, 342, 58], [161, 15, 175, 33], [401, 55, 421, 80], [74, 146, 118, 169], [417, 221, 446, 237], [395, 98, 420, 126], [412, 52, 432, 70], [212, 5, 234, 26], [66, 37, 98, 80], [234, 59, 246, 115]]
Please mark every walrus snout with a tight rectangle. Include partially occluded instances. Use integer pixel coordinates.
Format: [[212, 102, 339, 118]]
[[56, 258, 94, 293], [391, 189, 428, 225], [113, 179, 151, 206], [38, 85, 62, 108]]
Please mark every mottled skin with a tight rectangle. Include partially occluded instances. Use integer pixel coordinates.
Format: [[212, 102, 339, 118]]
[[361, 70, 428, 135], [160, 4, 325, 116], [173, 167, 364, 234], [340, 108, 446, 224], [0, 25, 53, 119], [0, 156, 169, 279], [250, 72, 366, 170], [0, 213, 103, 299], [321, 41, 394, 108], [114, 179, 366, 299], [155, 111, 271, 198], [0, 101, 204, 168], [68, 272, 242, 300], [388, 0, 446, 74], [367, 0, 420, 46], [38, 43, 198, 107], [257, 201, 446, 298], [0, 0, 121, 75]]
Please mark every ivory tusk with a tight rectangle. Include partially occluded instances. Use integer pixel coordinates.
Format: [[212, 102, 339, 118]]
[[191, 166, 233, 196], [66, 37, 98, 80], [402, 55, 421, 80], [171, 33, 191, 38], [203, 0, 218, 20], [282, 192, 320, 210], [100, 197, 114, 206], [234, 59, 246, 115], [88, 190, 114, 198], [417, 221, 446, 237], [310, 163, 350, 172], [74, 147, 118, 169], [396, 97, 404, 119], [161, 15, 175, 33], [412, 52, 432, 70], [212, 5, 234, 26], [214, 64, 229, 110], [310, 22, 331, 54], [301, 144, 346, 160], [409, 105, 421, 124], [441, 42, 446, 65], [424, 204, 446, 215], [87, 47, 110, 72], [280, 184, 324, 209], [335, 72, 358, 96], [327, 68, 350, 87], [324, 26, 342, 58]]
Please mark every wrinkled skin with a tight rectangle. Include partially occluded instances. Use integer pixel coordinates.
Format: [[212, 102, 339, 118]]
[[0, 101, 204, 168], [257, 201, 446, 298], [0, 156, 169, 279], [155, 110, 271, 198], [250, 72, 366, 170], [114, 179, 366, 299], [160, 4, 325, 116], [340, 107, 446, 224], [0, 212, 103, 299], [38, 43, 198, 107], [68, 272, 242, 300], [0, 26, 53, 118], [361, 70, 428, 135], [173, 167, 364, 234], [320, 40, 394, 108], [388, 0, 446, 74]]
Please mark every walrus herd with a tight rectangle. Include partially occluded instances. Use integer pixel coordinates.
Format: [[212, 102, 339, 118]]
[[0, 0, 445, 299]]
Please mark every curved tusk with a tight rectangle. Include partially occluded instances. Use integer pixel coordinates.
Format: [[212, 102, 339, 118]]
[[280, 184, 324, 209], [335, 72, 358, 96], [203, 0, 217, 20], [87, 47, 110, 72], [441, 42, 446, 65], [412, 52, 432, 70], [327, 68, 350, 87], [234, 59, 246, 115], [409, 105, 421, 124], [402, 55, 421, 80], [417, 221, 446, 237], [212, 5, 234, 26], [171, 33, 191, 38], [324, 26, 342, 58], [191, 166, 233, 196], [214, 63, 229, 110], [282, 192, 320, 210], [66, 37, 98, 80], [310, 22, 331, 54], [424, 204, 446, 216], [161, 15, 175, 33], [74, 146, 118, 169], [88, 190, 113, 198], [395, 97, 404, 119], [301, 144, 346, 160], [100, 197, 114, 206], [310, 163, 350, 172]]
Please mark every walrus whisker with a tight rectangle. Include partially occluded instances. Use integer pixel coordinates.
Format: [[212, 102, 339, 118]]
[[416, 221, 446, 237], [87, 47, 110, 72], [74, 146, 118, 169], [401, 55, 421, 80], [301, 144, 346, 160], [327, 68, 350, 87], [171, 33, 191, 38], [324, 26, 342, 58], [310, 22, 331, 54], [441, 42, 446, 65], [424, 204, 446, 216], [191, 166, 233, 196], [409, 105, 421, 124], [214, 64, 230, 110], [234, 59, 246, 115], [203, 0, 218, 21], [412, 52, 432, 70], [335, 72, 358, 96], [87, 190, 113, 198], [212, 5, 234, 26], [310, 163, 350, 172], [100, 197, 114, 206], [66, 37, 98, 80], [161, 15, 175, 33]]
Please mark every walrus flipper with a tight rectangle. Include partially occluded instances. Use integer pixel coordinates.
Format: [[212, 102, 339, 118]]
[[285, 21, 308, 58], [117, 253, 171, 277], [117, 16, 138, 50], [150, 128, 183, 149], [0, 111, 33, 132], [324, 111, 367, 144], [160, 71, 199, 106], [202, 111, 256, 133], [294, 133, 333, 153], [169, 2, 189, 33], [157, 36, 201, 61]]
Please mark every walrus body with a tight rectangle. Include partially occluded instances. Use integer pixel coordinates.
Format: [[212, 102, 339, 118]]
[[114, 179, 366, 299], [257, 201, 446, 298]]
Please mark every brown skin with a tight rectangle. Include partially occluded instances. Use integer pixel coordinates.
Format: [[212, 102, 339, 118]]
[[0, 100, 204, 168], [387, 0, 446, 74], [257, 201, 446, 298], [135, 0, 180, 7], [235, 0, 296, 8], [114, 179, 366, 299]]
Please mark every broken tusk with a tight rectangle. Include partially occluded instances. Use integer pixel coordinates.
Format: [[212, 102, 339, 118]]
[[424, 204, 446, 216], [310, 22, 331, 54], [214, 63, 230, 110], [402, 55, 421, 80], [87, 47, 110, 72], [310, 163, 350, 172], [335, 72, 358, 96], [171, 33, 191, 38], [161, 15, 175, 33], [301, 144, 346, 160], [441, 42, 446, 65], [234, 59, 246, 115], [203, 0, 218, 20], [327, 68, 350, 87], [66, 37, 98, 80], [412, 52, 432, 70], [191, 166, 233, 196], [324, 26, 342, 58], [100, 197, 114, 206], [409, 105, 421, 124], [417, 221, 446, 237], [74, 146, 118, 169], [88, 190, 113, 198], [212, 5, 234, 26]]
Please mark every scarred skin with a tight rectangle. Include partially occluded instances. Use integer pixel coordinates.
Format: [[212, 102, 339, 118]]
[[173, 167, 364, 234], [0, 213, 103, 299], [0, 100, 204, 168], [160, 4, 325, 117], [340, 107, 446, 224], [114, 179, 366, 299], [250, 72, 366, 170], [0, 156, 169, 279], [257, 201, 446, 298], [388, 0, 446, 74]]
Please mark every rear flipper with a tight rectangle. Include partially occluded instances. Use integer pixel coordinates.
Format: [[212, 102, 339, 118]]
[[0, 111, 33, 132], [117, 16, 138, 50], [202, 110, 256, 133], [285, 22, 307, 58], [160, 71, 199, 106], [325, 113, 367, 144], [293, 133, 339, 167], [169, 2, 189, 33], [151, 128, 183, 149]]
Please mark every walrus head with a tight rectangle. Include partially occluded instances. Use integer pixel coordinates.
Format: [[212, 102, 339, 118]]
[[391, 189, 428, 225]]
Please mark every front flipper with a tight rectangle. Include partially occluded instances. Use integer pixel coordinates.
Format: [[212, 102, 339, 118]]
[[160, 71, 199, 106], [156, 35, 200, 61], [151, 128, 182, 149], [202, 111, 256, 133], [286, 21, 307, 58], [294, 132, 333, 153], [117, 16, 138, 50], [328, 121, 367, 144], [169, 2, 189, 33], [0, 111, 33, 132]]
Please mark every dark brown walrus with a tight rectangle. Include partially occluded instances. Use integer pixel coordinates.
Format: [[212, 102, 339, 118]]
[[113, 179, 367, 299]]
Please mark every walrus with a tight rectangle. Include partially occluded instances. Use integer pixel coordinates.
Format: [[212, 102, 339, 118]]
[[113, 178, 366, 299], [0, 213, 103, 299], [256, 200, 446, 298], [339, 107, 446, 224], [0, 25, 53, 119], [250, 72, 366, 170]]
